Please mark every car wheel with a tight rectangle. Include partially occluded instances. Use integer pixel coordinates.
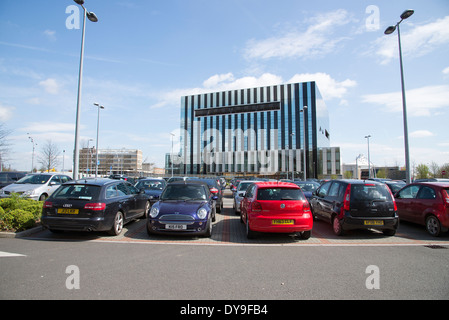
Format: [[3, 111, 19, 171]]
[[382, 229, 396, 236], [39, 194, 47, 201], [332, 216, 344, 236], [426, 215, 441, 237], [246, 216, 256, 239], [203, 218, 212, 238], [108, 211, 124, 236], [297, 230, 312, 240], [143, 201, 150, 218]]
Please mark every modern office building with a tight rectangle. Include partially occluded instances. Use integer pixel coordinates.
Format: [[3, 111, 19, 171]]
[[178, 81, 341, 179], [79, 148, 143, 176]]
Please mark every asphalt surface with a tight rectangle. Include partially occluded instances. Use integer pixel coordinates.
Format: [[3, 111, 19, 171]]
[[1, 190, 449, 302]]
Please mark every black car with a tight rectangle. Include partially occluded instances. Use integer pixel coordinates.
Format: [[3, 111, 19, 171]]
[[135, 178, 167, 205], [310, 179, 398, 236], [189, 178, 223, 213], [41, 178, 150, 235]]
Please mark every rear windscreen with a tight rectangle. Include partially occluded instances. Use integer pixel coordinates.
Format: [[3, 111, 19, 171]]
[[350, 184, 391, 202], [257, 188, 305, 201], [52, 185, 101, 200]]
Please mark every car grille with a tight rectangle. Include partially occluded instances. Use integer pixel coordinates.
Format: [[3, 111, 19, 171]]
[[159, 214, 195, 221]]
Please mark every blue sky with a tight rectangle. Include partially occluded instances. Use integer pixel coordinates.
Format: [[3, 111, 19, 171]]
[[1, 0, 448, 173]]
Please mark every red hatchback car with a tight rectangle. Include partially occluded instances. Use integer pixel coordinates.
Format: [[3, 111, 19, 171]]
[[240, 182, 313, 240], [395, 182, 449, 237]]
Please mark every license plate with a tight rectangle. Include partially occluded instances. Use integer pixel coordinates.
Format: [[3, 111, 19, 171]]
[[272, 219, 294, 225], [165, 224, 187, 230], [57, 208, 79, 215], [364, 220, 384, 226]]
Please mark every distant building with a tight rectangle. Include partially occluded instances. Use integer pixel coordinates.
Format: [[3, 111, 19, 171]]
[[178, 81, 341, 178], [79, 148, 142, 177]]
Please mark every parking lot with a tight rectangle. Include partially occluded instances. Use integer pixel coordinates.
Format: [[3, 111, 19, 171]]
[[25, 190, 449, 247]]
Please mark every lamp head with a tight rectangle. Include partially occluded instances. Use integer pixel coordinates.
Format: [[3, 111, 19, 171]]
[[400, 9, 414, 20]]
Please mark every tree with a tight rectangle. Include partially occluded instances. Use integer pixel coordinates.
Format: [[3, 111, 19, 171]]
[[0, 123, 12, 170], [415, 164, 430, 180], [37, 140, 60, 172]]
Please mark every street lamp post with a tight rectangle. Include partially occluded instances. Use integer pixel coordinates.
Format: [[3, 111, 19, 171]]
[[27, 133, 37, 173], [301, 106, 308, 181], [365, 135, 371, 179], [93, 103, 104, 177], [73, 0, 98, 180], [170, 133, 175, 177], [385, 9, 414, 184]]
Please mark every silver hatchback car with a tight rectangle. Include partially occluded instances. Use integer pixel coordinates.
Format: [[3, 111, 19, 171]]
[[0, 173, 72, 201]]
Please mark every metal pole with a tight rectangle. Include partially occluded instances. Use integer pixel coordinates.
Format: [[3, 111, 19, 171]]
[[397, 24, 411, 184], [303, 106, 308, 181], [94, 103, 103, 177], [73, 7, 86, 180]]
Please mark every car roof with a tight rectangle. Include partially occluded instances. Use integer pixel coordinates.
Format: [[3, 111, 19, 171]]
[[253, 181, 300, 188], [168, 180, 209, 186], [64, 178, 121, 186], [413, 182, 449, 188], [329, 179, 385, 185]]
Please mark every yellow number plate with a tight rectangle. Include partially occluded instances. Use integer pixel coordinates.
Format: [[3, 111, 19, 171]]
[[364, 220, 384, 226], [57, 208, 79, 215], [272, 219, 294, 225]]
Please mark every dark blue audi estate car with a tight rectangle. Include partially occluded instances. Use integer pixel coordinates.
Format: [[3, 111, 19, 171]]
[[147, 180, 217, 237]]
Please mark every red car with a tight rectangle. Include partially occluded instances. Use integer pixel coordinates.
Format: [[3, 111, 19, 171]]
[[395, 182, 449, 237], [240, 182, 313, 240]]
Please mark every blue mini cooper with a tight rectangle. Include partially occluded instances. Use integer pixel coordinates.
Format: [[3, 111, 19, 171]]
[[147, 180, 217, 237]]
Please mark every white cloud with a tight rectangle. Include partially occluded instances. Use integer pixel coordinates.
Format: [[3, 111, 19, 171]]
[[443, 66, 449, 74], [362, 85, 449, 117], [151, 72, 353, 109], [288, 73, 356, 101], [43, 30, 56, 41], [0, 102, 14, 121], [373, 15, 449, 64], [243, 9, 352, 60], [39, 78, 60, 94], [410, 130, 434, 138]]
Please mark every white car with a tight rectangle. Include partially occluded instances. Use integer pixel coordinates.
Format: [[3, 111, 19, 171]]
[[0, 173, 72, 201], [233, 180, 260, 214]]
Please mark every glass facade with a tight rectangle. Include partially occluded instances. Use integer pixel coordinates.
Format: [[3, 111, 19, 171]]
[[178, 81, 340, 178]]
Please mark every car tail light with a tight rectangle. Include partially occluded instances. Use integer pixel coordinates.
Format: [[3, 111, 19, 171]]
[[343, 185, 351, 211], [84, 203, 106, 211], [210, 187, 218, 194], [252, 201, 262, 212], [43, 201, 53, 208], [442, 190, 449, 207], [387, 188, 398, 211], [302, 200, 311, 213]]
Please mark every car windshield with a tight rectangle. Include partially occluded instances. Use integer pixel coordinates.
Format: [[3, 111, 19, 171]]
[[51, 184, 101, 200], [257, 188, 305, 201], [238, 182, 253, 191], [351, 184, 391, 202], [295, 182, 319, 192], [387, 182, 405, 193], [16, 174, 51, 185], [161, 184, 207, 200], [135, 180, 165, 191]]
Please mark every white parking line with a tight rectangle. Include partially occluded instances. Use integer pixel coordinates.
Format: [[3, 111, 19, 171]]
[[0, 251, 26, 258]]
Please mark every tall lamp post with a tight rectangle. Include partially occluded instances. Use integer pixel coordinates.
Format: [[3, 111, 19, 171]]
[[93, 102, 104, 177], [27, 133, 37, 173], [170, 133, 175, 177], [73, 0, 98, 180], [365, 135, 372, 179], [384, 9, 414, 184], [301, 106, 308, 181]]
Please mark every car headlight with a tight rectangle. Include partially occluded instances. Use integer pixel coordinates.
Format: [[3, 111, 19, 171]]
[[149, 206, 159, 218], [23, 190, 35, 196], [197, 208, 208, 219]]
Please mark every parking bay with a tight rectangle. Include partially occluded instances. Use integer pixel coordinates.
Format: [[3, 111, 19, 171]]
[[26, 190, 449, 248]]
